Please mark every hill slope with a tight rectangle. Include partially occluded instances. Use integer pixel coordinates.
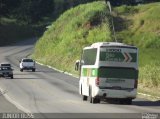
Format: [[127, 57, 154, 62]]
[[33, 1, 112, 74], [33, 2, 160, 98], [115, 3, 160, 48], [114, 3, 160, 97]]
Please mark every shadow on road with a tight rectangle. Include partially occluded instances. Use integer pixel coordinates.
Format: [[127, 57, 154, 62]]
[[101, 99, 160, 106], [4, 77, 40, 80], [14, 77, 41, 80], [133, 100, 160, 106], [14, 73, 32, 75], [36, 70, 59, 73]]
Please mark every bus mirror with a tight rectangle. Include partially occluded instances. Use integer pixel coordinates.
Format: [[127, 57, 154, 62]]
[[75, 60, 80, 71]]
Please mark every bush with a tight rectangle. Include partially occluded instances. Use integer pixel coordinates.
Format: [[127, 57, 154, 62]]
[[139, 62, 160, 88]]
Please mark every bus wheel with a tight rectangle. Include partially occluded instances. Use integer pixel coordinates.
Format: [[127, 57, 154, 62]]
[[93, 98, 100, 104], [82, 95, 87, 101], [89, 86, 100, 104], [90, 97, 93, 103], [96, 98, 100, 103], [89, 86, 93, 103], [81, 86, 87, 101], [90, 97, 100, 104]]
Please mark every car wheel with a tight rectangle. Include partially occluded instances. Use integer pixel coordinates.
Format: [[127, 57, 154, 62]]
[[20, 69, 23, 72], [32, 68, 35, 72]]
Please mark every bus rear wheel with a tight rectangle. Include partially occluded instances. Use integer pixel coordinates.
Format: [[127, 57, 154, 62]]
[[81, 86, 87, 101], [94, 98, 100, 103], [89, 86, 100, 104], [90, 97, 100, 104]]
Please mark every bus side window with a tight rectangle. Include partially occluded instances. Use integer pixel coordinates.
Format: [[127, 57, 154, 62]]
[[82, 48, 97, 65]]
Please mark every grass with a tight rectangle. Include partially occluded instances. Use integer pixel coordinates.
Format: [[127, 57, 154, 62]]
[[33, 2, 160, 98], [114, 3, 160, 48], [114, 3, 160, 97], [33, 1, 112, 74], [138, 49, 160, 98]]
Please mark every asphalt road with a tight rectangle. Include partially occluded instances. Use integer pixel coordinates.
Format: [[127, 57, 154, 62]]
[[0, 38, 159, 119]]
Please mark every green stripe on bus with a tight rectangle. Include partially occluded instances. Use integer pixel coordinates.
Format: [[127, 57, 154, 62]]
[[82, 68, 98, 77], [82, 68, 138, 79], [82, 68, 87, 76]]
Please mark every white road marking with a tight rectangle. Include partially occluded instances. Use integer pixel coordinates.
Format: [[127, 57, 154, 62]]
[[36, 62, 78, 78], [0, 87, 32, 114]]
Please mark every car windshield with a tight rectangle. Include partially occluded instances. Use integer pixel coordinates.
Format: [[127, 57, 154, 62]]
[[1, 64, 11, 67], [1, 67, 12, 70], [23, 59, 33, 62]]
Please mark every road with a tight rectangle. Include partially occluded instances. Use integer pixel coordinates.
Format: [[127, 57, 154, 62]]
[[0, 38, 159, 119]]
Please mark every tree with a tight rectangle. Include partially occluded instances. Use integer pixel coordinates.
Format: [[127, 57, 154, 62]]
[[0, 0, 21, 16]]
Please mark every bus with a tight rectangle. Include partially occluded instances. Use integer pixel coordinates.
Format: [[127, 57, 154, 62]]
[[75, 42, 138, 104]]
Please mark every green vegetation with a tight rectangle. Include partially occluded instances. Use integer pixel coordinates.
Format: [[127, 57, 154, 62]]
[[115, 3, 160, 48], [33, 1, 112, 74], [0, 0, 97, 46], [0, 0, 54, 45], [114, 3, 160, 97], [33, 2, 160, 97]]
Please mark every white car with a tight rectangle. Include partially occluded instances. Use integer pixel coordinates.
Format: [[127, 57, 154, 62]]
[[19, 58, 36, 72]]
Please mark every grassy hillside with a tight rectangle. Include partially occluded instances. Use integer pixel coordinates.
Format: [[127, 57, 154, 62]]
[[33, 1, 112, 74], [33, 2, 160, 97], [115, 3, 160, 48], [114, 3, 160, 97]]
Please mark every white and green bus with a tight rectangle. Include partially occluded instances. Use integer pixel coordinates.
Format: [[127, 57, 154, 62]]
[[75, 42, 138, 104]]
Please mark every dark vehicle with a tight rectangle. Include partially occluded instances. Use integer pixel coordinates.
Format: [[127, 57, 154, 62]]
[[0, 63, 13, 79]]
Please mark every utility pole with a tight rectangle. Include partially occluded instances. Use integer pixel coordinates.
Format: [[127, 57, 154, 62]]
[[106, 1, 117, 42]]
